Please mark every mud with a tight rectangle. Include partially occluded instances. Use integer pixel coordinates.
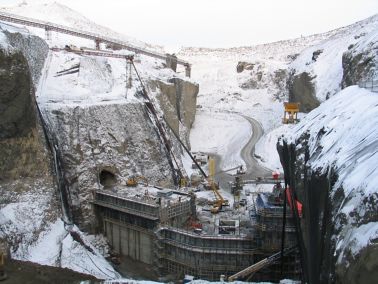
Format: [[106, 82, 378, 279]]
[[2, 259, 97, 284]]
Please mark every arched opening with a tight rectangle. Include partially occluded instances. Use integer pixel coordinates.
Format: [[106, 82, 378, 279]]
[[99, 169, 117, 187]]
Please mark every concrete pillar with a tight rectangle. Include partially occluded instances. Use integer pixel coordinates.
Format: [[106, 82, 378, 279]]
[[45, 27, 51, 41], [185, 64, 191, 78], [95, 39, 101, 50], [166, 54, 177, 72]]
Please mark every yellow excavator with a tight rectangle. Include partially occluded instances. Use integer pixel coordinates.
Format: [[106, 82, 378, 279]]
[[126, 176, 148, 187], [208, 158, 229, 214]]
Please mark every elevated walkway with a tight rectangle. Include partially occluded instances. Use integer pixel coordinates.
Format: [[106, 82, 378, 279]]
[[0, 11, 191, 75]]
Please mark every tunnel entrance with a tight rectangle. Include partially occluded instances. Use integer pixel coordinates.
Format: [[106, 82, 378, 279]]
[[99, 169, 117, 187]]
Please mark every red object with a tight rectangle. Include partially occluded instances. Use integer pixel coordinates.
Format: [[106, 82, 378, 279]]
[[286, 187, 303, 217], [272, 172, 280, 180]]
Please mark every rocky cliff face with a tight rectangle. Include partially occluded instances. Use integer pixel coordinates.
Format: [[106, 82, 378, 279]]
[[278, 86, 378, 284], [236, 60, 289, 100], [0, 26, 60, 255], [36, 47, 199, 231], [342, 33, 378, 87], [42, 103, 175, 230], [287, 71, 320, 112], [287, 14, 378, 109], [153, 78, 199, 147], [0, 29, 49, 180]]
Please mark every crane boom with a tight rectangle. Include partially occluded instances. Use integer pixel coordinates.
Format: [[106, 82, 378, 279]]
[[228, 246, 297, 281]]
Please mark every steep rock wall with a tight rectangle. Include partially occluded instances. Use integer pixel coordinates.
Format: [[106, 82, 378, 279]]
[[0, 28, 60, 255], [277, 87, 378, 284], [43, 103, 175, 231], [236, 60, 290, 100], [341, 35, 378, 87], [287, 71, 320, 113], [153, 78, 199, 147]]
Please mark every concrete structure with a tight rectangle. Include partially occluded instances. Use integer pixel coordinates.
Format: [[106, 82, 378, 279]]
[[93, 188, 193, 264], [93, 184, 301, 281]]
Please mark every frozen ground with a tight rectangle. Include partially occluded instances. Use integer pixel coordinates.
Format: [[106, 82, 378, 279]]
[[190, 110, 251, 170]]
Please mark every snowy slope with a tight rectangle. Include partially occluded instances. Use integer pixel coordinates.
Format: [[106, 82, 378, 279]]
[[0, 179, 120, 279], [283, 86, 378, 266], [290, 14, 378, 102], [182, 13, 378, 174]]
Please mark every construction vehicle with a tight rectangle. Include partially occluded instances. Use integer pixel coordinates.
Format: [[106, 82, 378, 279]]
[[126, 176, 148, 187], [236, 165, 246, 175], [214, 164, 244, 177], [283, 102, 300, 124], [191, 152, 208, 169]]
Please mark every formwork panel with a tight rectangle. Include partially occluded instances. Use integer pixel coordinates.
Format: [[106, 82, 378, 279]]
[[105, 221, 113, 247], [129, 228, 136, 259], [112, 223, 120, 253], [140, 233, 152, 264], [121, 227, 129, 256]]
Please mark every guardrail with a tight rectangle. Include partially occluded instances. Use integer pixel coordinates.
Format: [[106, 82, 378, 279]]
[[358, 79, 378, 93]]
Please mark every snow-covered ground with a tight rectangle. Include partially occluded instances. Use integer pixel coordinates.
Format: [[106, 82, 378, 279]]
[[190, 110, 251, 170], [0, 180, 120, 279], [182, 49, 285, 175], [183, 13, 378, 174]]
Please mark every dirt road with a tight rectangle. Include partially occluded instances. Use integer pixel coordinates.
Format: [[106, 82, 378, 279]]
[[215, 115, 272, 189]]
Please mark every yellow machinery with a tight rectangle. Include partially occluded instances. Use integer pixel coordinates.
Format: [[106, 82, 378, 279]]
[[283, 102, 300, 124], [208, 158, 229, 214], [126, 176, 148, 187]]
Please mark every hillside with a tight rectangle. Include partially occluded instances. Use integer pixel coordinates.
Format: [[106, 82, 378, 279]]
[[278, 86, 378, 283], [0, 1, 164, 52]]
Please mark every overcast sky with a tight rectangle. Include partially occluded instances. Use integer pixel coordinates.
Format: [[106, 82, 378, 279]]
[[2, 0, 378, 49]]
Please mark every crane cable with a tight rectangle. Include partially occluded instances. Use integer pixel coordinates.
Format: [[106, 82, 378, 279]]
[[130, 60, 183, 185]]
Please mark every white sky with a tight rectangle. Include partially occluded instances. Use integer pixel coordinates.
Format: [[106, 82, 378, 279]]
[[2, 0, 378, 49]]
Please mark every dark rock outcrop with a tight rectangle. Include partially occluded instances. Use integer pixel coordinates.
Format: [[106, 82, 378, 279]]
[[0, 31, 50, 180], [0, 28, 59, 255], [153, 77, 199, 146], [237, 61, 255, 73], [288, 71, 319, 112], [341, 38, 377, 88], [277, 87, 378, 283]]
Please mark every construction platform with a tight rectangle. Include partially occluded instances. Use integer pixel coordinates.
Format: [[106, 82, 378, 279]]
[[92, 184, 301, 281]]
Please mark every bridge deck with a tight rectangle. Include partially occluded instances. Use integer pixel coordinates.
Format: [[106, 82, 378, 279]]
[[0, 11, 190, 66]]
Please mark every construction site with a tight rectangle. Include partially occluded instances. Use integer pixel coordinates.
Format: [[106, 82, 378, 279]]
[[0, 10, 306, 283], [92, 153, 302, 282]]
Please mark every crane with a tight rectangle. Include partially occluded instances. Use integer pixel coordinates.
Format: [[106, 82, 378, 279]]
[[208, 157, 229, 214], [227, 246, 298, 281]]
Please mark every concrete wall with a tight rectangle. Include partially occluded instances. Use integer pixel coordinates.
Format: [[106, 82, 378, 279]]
[[104, 219, 153, 264]]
